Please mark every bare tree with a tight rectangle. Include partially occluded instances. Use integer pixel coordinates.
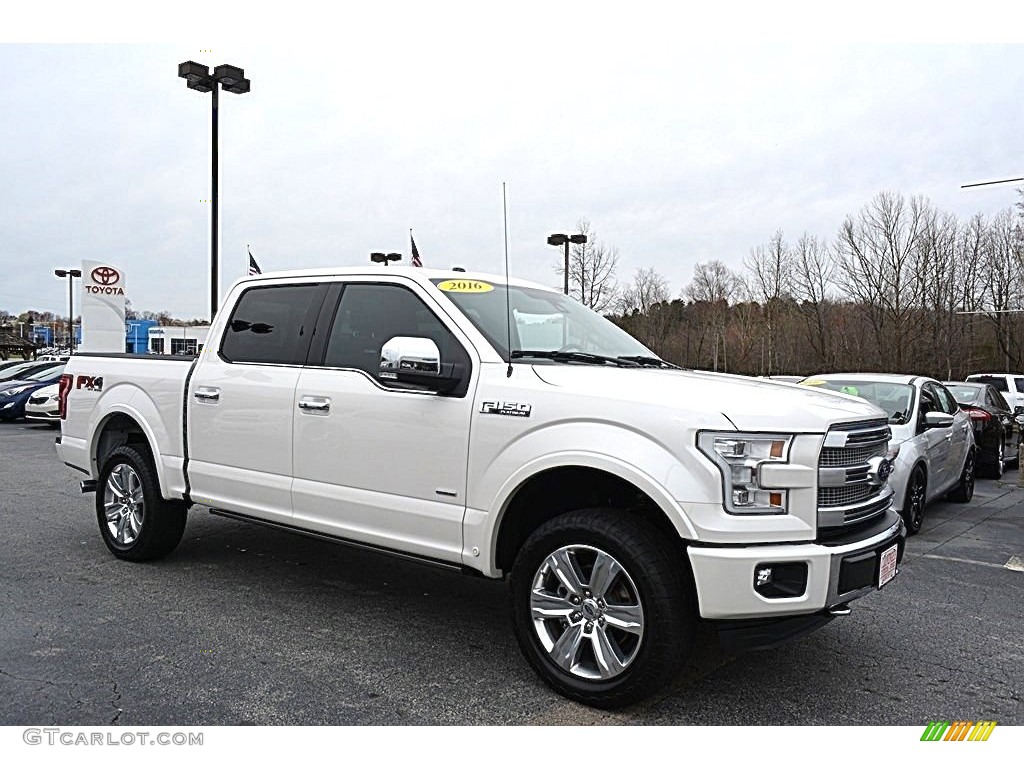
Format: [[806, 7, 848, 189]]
[[835, 191, 929, 370], [745, 229, 794, 374], [685, 260, 740, 371], [790, 232, 836, 371], [559, 219, 620, 313]]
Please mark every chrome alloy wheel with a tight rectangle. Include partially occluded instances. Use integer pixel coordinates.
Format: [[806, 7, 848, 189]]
[[530, 545, 644, 680], [103, 463, 145, 546]]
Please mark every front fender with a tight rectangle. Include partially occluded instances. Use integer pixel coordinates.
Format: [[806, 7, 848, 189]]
[[464, 422, 703, 576]]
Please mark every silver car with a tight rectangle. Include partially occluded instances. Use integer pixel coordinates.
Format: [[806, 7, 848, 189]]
[[801, 374, 976, 534]]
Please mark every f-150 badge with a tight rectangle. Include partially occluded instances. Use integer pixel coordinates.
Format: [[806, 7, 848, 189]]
[[480, 400, 532, 417]]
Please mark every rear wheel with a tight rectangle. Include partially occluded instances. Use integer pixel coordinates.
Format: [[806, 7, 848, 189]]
[[96, 446, 187, 561], [509, 508, 695, 708], [982, 438, 1004, 479], [948, 449, 975, 503], [901, 467, 927, 535]]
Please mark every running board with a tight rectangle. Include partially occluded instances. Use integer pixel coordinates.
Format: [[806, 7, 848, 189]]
[[207, 507, 478, 576]]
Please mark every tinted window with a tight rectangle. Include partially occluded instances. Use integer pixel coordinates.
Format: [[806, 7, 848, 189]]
[[221, 284, 321, 365], [969, 375, 1008, 392], [322, 283, 469, 388], [919, 383, 939, 415], [990, 387, 1010, 412], [1014, 378, 1024, 393]]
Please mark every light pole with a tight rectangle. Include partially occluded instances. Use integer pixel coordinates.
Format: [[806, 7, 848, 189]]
[[547, 233, 588, 295], [54, 268, 82, 353], [370, 252, 402, 267], [178, 61, 251, 320]]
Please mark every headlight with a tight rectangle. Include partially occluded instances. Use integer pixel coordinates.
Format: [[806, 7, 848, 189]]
[[697, 432, 794, 514], [0, 385, 33, 396]]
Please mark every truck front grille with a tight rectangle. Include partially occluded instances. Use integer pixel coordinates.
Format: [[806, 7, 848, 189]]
[[818, 419, 894, 530]]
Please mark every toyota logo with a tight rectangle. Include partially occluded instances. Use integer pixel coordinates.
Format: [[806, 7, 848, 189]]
[[91, 266, 120, 286]]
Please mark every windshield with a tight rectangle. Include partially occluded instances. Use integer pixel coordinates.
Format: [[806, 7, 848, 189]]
[[968, 375, 1008, 392], [26, 365, 63, 382], [802, 378, 916, 424], [0, 362, 40, 380], [945, 384, 982, 405], [431, 278, 655, 363]]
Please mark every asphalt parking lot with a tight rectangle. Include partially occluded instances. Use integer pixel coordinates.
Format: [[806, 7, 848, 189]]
[[1, 420, 1021, 726]]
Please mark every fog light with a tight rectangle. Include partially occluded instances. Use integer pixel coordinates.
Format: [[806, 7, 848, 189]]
[[754, 562, 808, 598], [755, 567, 773, 587]]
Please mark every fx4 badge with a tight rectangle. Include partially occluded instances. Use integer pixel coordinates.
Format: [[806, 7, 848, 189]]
[[76, 375, 103, 392], [480, 400, 532, 418]]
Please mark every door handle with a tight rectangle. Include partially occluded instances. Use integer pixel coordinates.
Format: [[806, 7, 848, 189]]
[[298, 397, 331, 413], [194, 386, 220, 402]]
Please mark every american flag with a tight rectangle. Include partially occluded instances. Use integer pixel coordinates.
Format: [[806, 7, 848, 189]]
[[248, 246, 262, 276], [410, 231, 422, 267]]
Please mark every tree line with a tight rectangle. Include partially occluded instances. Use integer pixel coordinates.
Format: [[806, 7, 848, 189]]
[[566, 191, 1024, 380]]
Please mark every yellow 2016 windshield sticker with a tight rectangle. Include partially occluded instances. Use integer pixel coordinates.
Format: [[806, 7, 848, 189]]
[[437, 279, 494, 293]]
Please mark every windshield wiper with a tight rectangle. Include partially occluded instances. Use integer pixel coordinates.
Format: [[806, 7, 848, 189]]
[[617, 355, 681, 370], [511, 350, 640, 367]]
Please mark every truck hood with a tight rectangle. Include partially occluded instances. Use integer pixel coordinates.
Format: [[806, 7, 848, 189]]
[[531, 366, 886, 432]]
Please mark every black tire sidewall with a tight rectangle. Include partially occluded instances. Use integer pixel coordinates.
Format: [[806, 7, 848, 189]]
[[902, 468, 925, 535], [96, 445, 185, 561], [509, 509, 694, 708]]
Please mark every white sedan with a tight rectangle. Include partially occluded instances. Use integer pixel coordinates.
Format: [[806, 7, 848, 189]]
[[24, 383, 60, 425], [801, 373, 976, 535]]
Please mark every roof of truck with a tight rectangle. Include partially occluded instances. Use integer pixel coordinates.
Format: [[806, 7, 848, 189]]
[[235, 266, 556, 292]]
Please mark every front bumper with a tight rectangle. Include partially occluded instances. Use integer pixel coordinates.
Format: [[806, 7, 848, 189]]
[[687, 508, 905, 621]]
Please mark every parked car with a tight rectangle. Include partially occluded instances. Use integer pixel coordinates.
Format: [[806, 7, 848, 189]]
[[800, 373, 975, 535], [0, 365, 66, 421], [943, 381, 1020, 478], [24, 383, 60, 425], [965, 373, 1024, 411]]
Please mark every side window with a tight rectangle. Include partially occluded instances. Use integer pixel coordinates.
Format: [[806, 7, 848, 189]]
[[1014, 377, 1024, 394], [991, 388, 1010, 412], [918, 384, 939, 424], [322, 283, 470, 388], [933, 384, 958, 415], [220, 284, 321, 365]]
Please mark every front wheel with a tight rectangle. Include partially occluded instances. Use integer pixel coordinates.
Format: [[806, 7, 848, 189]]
[[901, 466, 927, 535], [948, 449, 975, 503], [509, 508, 695, 708], [96, 446, 187, 561]]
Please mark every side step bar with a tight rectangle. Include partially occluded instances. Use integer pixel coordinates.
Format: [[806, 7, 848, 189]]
[[207, 507, 481, 577]]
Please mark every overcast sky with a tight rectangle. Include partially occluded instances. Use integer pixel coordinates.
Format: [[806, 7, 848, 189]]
[[2, 8, 1023, 319]]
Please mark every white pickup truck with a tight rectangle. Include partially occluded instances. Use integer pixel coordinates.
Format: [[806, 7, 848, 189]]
[[56, 267, 904, 707]]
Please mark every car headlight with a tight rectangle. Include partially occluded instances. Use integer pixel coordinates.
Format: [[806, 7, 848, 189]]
[[0, 385, 33, 396], [697, 432, 794, 514]]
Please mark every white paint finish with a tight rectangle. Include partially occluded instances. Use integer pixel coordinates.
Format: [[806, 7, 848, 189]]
[[186, 356, 300, 518], [291, 367, 473, 563], [688, 543, 830, 619], [1005, 555, 1024, 572]]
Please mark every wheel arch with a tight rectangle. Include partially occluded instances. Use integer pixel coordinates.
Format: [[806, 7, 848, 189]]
[[91, 408, 165, 496], [489, 459, 696, 577]]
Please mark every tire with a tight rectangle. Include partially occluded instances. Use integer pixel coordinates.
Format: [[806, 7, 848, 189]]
[[948, 449, 976, 503], [901, 466, 927, 535], [981, 438, 1004, 480], [509, 508, 696, 709], [96, 445, 187, 561]]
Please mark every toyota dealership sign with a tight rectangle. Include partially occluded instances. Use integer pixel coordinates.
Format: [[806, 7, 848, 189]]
[[81, 260, 127, 353]]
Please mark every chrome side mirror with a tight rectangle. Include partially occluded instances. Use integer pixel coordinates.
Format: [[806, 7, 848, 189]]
[[380, 336, 441, 376]]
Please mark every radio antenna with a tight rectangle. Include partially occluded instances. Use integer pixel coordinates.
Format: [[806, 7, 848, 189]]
[[502, 181, 513, 378]]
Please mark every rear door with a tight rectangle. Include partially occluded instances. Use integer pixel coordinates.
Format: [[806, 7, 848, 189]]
[[290, 278, 478, 564], [987, 387, 1015, 458], [187, 280, 327, 524]]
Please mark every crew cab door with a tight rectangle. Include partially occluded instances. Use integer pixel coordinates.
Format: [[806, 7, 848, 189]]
[[187, 280, 327, 523], [290, 278, 477, 564]]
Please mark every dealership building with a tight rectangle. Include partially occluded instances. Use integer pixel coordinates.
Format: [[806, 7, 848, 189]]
[[29, 320, 210, 355]]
